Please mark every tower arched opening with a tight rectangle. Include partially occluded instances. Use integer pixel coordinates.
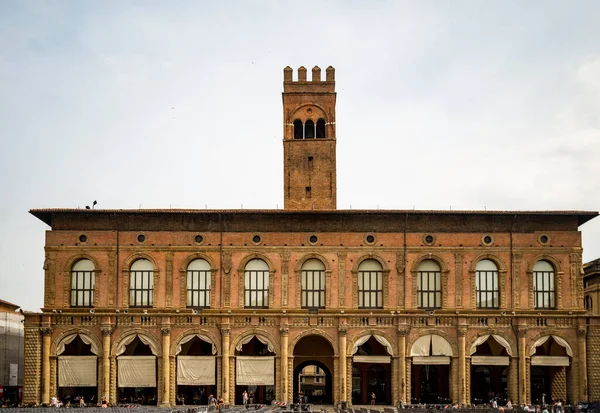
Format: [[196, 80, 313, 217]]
[[294, 120, 303, 139], [316, 119, 326, 138]]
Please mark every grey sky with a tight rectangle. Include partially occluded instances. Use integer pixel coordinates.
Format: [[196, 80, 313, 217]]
[[1, 1, 599, 311]]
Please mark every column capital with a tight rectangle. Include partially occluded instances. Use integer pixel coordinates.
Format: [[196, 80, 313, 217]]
[[338, 326, 348, 336], [517, 327, 528, 338], [397, 326, 410, 336], [221, 326, 231, 336], [280, 327, 289, 336], [101, 326, 113, 337], [161, 326, 171, 336], [40, 327, 53, 336], [577, 327, 588, 338], [457, 326, 467, 337]]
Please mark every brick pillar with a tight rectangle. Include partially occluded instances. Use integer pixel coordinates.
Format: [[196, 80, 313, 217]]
[[518, 329, 527, 404], [23, 327, 42, 404], [398, 330, 407, 404], [41, 327, 52, 405], [101, 327, 112, 403], [339, 327, 347, 402], [221, 326, 231, 404], [508, 357, 519, 404], [458, 328, 467, 404], [578, 328, 588, 401], [160, 327, 171, 407], [450, 357, 458, 403], [280, 327, 289, 402], [550, 367, 567, 401], [109, 356, 117, 403]]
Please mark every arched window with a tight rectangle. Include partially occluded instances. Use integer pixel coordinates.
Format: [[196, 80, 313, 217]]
[[294, 119, 303, 139], [305, 120, 315, 139], [476, 259, 499, 309], [71, 259, 95, 307], [301, 259, 326, 308], [316, 119, 326, 138], [245, 259, 269, 308], [130, 259, 154, 307], [187, 259, 211, 308], [358, 259, 383, 308], [533, 260, 555, 309], [417, 260, 441, 309]]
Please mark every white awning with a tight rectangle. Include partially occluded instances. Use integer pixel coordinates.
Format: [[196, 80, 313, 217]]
[[177, 356, 216, 385], [236, 356, 274, 385], [235, 335, 275, 353], [531, 356, 570, 367], [471, 356, 510, 366], [351, 335, 394, 356], [176, 335, 217, 355], [412, 356, 450, 365], [118, 356, 156, 387], [469, 335, 513, 357], [530, 336, 573, 357], [58, 356, 97, 387], [57, 334, 100, 356], [410, 335, 453, 357], [353, 355, 391, 364]]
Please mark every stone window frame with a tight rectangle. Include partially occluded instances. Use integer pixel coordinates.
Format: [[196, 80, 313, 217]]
[[469, 254, 508, 310], [295, 254, 332, 309], [122, 253, 160, 308], [63, 254, 102, 308], [179, 253, 217, 309], [410, 254, 449, 310], [237, 254, 276, 309], [351, 254, 390, 309], [527, 255, 563, 310]]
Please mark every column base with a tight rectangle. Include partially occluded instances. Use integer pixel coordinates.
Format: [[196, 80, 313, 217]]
[[159, 402, 172, 408]]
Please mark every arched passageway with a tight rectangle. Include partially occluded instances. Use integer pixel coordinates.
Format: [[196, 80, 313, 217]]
[[234, 336, 276, 405], [293, 335, 334, 404], [175, 335, 217, 405], [116, 336, 158, 405], [470, 335, 511, 404], [351, 336, 392, 405], [410, 335, 452, 404], [530, 336, 572, 404], [57, 335, 99, 405]]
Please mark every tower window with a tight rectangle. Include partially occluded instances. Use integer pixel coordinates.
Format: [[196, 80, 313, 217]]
[[305, 120, 315, 138], [308, 156, 313, 169], [294, 119, 303, 139], [316, 119, 326, 138], [306, 187, 312, 198]]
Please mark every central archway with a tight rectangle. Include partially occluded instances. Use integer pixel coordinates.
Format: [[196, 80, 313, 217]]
[[293, 335, 334, 404]]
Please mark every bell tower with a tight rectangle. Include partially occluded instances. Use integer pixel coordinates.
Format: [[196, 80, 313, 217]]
[[282, 65, 337, 210]]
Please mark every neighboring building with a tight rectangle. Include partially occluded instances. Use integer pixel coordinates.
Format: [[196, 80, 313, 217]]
[[584, 259, 600, 315], [23, 66, 600, 407], [0, 299, 24, 405]]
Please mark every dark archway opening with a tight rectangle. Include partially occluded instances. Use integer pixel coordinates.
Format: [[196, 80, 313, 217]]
[[176, 337, 216, 405], [294, 120, 303, 139], [530, 337, 570, 404], [117, 336, 157, 405], [351, 337, 391, 405], [316, 119, 326, 138], [305, 120, 315, 138], [58, 335, 98, 406], [470, 337, 509, 404], [411, 364, 450, 404], [235, 337, 276, 405], [294, 360, 333, 404]]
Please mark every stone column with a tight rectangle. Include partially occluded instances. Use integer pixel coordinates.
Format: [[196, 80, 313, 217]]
[[339, 327, 347, 402], [221, 327, 231, 404], [101, 327, 112, 403], [280, 327, 289, 401], [458, 327, 467, 405], [518, 329, 527, 404], [161, 327, 171, 407], [41, 327, 52, 405], [398, 328, 407, 404], [578, 328, 588, 401], [508, 357, 518, 404]]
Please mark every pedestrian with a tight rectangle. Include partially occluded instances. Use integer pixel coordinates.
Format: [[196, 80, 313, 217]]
[[79, 396, 86, 408], [217, 395, 224, 411], [370, 392, 376, 405], [243, 390, 248, 406]]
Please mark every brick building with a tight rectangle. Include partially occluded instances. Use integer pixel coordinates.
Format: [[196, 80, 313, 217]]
[[23, 66, 600, 407], [0, 299, 24, 405]]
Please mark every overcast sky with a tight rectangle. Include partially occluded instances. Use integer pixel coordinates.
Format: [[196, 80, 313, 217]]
[[1, 1, 599, 311]]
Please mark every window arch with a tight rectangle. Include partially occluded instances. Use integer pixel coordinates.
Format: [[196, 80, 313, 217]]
[[245, 259, 269, 308], [294, 119, 303, 139], [71, 259, 95, 307], [301, 259, 326, 308], [305, 120, 315, 139], [187, 259, 211, 308], [476, 259, 499, 309], [533, 260, 555, 309], [417, 260, 441, 309], [358, 259, 383, 308], [130, 259, 154, 307], [316, 119, 326, 138]]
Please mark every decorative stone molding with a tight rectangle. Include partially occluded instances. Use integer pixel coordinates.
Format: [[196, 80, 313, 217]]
[[338, 252, 347, 307], [295, 253, 332, 308], [223, 252, 232, 307], [178, 252, 217, 309], [410, 253, 449, 309], [570, 253, 584, 308], [350, 254, 390, 308], [166, 252, 173, 307], [43, 252, 57, 308], [513, 253, 522, 308], [237, 253, 276, 309], [455, 253, 463, 308], [468, 253, 508, 310], [281, 251, 290, 307], [396, 252, 406, 307], [108, 251, 116, 306]]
